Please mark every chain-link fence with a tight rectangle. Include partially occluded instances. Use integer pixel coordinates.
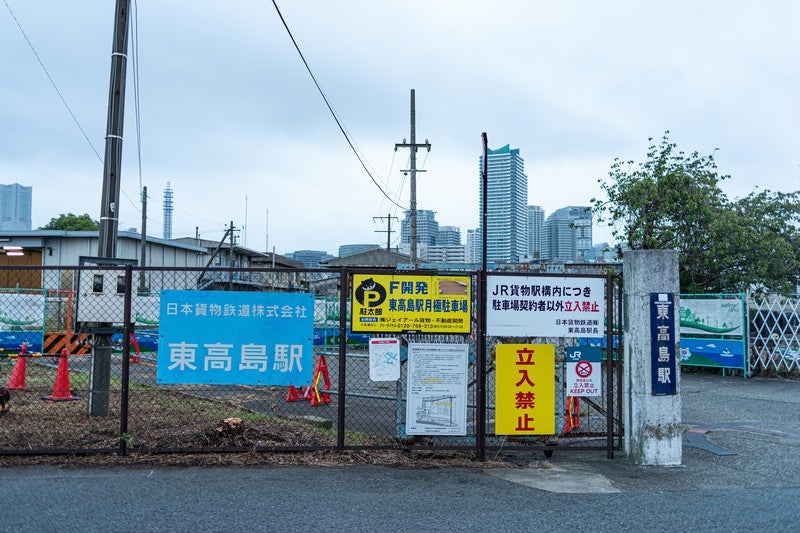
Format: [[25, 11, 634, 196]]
[[0, 265, 622, 458]]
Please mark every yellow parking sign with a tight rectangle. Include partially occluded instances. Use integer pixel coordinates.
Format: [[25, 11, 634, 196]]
[[351, 274, 471, 333]]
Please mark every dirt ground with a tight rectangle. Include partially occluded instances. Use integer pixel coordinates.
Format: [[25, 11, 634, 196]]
[[0, 365, 517, 469]]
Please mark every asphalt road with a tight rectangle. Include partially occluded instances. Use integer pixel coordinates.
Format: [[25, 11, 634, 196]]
[[3, 372, 800, 532]]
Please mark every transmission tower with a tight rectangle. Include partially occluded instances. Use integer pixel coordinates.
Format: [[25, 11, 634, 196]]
[[163, 182, 173, 240]]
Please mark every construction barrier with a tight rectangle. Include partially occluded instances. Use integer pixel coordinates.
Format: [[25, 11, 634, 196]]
[[43, 332, 92, 355], [286, 355, 331, 407]]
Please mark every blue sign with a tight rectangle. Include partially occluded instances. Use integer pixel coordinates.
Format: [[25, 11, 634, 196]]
[[650, 293, 677, 396], [680, 338, 745, 368], [157, 290, 313, 385], [567, 346, 601, 364]]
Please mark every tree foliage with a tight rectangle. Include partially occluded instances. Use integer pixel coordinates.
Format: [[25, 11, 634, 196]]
[[39, 213, 100, 231], [592, 132, 800, 294]]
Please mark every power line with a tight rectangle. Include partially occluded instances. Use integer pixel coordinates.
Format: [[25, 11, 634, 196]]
[[3, 0, 103, 163], [132, 0, 144, 197], [269, 0, 406, 211], [4, 0, 141, 217]]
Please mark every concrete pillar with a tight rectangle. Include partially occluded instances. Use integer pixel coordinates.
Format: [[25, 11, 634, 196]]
[[623, 249, 682, 465]]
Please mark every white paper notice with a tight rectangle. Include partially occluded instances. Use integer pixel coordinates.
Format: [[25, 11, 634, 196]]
[[369, 338, 401, 381], [405, 343, 468, 436]]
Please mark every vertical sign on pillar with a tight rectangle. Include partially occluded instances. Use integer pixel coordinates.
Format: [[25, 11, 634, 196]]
[[650, 293, 677, 395]]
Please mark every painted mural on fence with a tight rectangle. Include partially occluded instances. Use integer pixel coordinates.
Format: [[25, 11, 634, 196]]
[[0, 292, 45, 353], [679, 294, 747, 373], [680, 297, 744, 336]]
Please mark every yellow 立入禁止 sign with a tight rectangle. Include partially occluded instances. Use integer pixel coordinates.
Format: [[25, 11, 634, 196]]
[[351, 274, 471, 333], [495, 344, 555, 435]]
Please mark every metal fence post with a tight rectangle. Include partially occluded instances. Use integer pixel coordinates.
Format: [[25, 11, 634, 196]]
[[337, 268, 349, 451], [119, 265, 133, 455]]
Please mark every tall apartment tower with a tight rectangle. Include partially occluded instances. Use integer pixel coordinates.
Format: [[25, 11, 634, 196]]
[[163, 182, 173, 240], [0, 183, 32, 231], [541, 206, 593, 262], [466, 228, 481, 264], [527, 205, 544, 260], [479, 144, 528, 263]]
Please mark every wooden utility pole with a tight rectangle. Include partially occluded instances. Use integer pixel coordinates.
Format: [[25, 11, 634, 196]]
[[373, 213, 398, 251], [90, 0, 130, 417], [138, 186, 148, 293], [97, 0, 130, 259], [394, 89, 430, 267]]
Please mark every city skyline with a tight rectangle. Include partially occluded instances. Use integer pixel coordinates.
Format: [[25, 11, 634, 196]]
[[2, 2, 796, 255]]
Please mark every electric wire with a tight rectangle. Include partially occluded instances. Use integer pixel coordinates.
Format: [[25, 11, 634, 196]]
[[132, 0, 144, 197], [5, 0, 140, 218], [269, 0, 406, 211], [3, 0, 103, 164]]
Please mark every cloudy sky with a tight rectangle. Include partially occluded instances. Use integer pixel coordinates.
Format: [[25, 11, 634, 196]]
[[2, 1, 798, 255]]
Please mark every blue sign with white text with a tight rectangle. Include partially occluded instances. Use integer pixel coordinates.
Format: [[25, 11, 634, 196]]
[[157, 290, 313, 385], [650, 293, 677, 395]]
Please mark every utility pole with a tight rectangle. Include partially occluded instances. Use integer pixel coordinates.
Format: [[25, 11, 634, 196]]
[[394, 89, 430, 268], [97, 0, 130, 259], [90, 0, 130, 417], [139, 186, 147, 293], [228, 220, 236, 291], [373, 213, 398, 251]]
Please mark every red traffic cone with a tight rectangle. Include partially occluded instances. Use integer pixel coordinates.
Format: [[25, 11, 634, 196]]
[[7, 343, 29, 391], [44, 349, 77, 401]]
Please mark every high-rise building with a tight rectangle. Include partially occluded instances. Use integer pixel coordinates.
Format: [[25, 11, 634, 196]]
[[339, 244, 380, 257], [400, 209, 438, 246], [0, 183, 32, 231], [527, 205, 544, 260], [479, 145, 528, 263], [285, 250, 336, 268], [424, 245, 467, 264], [541, 206, 593, 262], [466, 228, 481, 264], [437, 225, 461, 246]]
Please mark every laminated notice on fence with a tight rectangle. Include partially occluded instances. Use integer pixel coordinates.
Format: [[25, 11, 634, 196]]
[[405, 343, 468, 436], [369, 338, 400, 381]]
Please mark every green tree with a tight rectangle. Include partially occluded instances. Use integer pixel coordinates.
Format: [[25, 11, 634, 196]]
[[592, 132, 800, 294], [39, 213, 100, 231]]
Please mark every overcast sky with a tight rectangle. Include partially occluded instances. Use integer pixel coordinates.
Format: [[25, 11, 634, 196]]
[[2, 1, 798, 255]]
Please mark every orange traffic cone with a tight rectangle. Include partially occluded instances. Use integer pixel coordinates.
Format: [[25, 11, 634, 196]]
[[43, 349, 77, 401], [7, 343, 29, 391]]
